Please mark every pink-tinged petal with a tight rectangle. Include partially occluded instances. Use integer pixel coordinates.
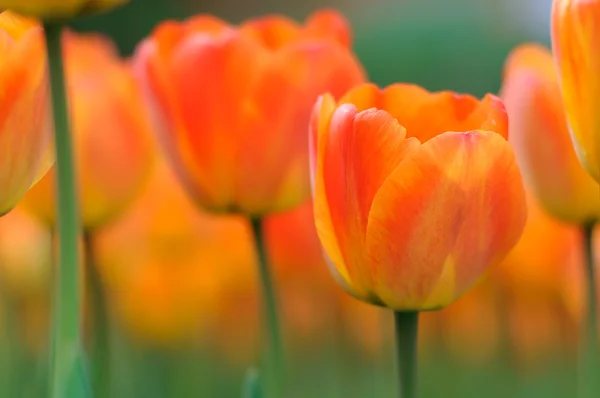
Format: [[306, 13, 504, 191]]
[[366, 131, 526, 310], [322, 105, 418, 301]]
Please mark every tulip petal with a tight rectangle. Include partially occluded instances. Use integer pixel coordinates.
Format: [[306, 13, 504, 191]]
[[501, 44, 600, 222], [0, 27, 51, 215], [167, 31, 268, 212], [240, 15, 301, 50], [304, 9, 352, 48], [366, 131, 526, 310], [234, 39, 365, 214], [310, 94, 353, 290], [320, 105, 418, 300], [552, 0, 600, 180]]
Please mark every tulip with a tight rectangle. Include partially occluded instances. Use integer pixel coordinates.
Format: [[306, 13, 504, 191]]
[[311, 82, 527, 397], [96, 161, 255, 347], [0, 0, 127, 20], [134, 10, 365, 216], [23, 31, 155, 230], [311, 82, 527, 311], [0, 11, 53, 217], [552, 0, 600, 182], [501, 43, 600, 223]]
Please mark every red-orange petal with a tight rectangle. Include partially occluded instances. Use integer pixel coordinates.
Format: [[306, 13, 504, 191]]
[[366, 130, 526, 310], [166, 31, 269, 212], [240, 15, 301, 50], [304, 9, 352, 48]]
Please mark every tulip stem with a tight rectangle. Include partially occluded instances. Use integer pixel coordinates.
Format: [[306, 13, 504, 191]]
[[44, 22, 84, 398], [580, 222, 598, 398], [393, 311, 419, 398], [249, 217, 283, 397], [83, 231, 111, 398]]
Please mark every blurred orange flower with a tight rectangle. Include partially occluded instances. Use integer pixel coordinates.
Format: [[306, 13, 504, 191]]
[[0, 0, 127, 20], [0, 11, 53, 216], [134, 10, 365, 216], [0, 205, 52, 298], [501, 43, 600, 223], [23, 31, 155, 230], [96, 160, 254, 347], [552, 0, 600, 181], [310, 83, 527, 311]]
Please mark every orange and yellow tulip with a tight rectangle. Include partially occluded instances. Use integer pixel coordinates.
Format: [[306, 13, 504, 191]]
[[552, 0, 600, 181], [0, 11, 52, 217], [134, 10, 365, 216], [310, 83, 527, 311], [501, 43, 600, 223], [23, 31, 154, 230], [0, 0, 127, 20]]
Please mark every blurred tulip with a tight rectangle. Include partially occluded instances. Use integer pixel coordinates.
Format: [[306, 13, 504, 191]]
[[0, 11, 53, 216], [23, 31, 155, 230], [0, 0, 127, 20], [502, 43, 600, 223], [0, 205, 52, 298], [552, 0, 600, 181], [134, 10, 365, 216], [310, 83, 527, 311], [96, 161, 255, 347]]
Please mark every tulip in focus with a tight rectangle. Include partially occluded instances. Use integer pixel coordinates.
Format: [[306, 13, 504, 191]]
[[501, 43, 600, 223], [134, 10, 365, 216], [23, 31, 155, 230], [0, 11, 53, 217], [310, 83, 527, 311], [552, 0, 600, 181], [0, 0, 127, 20]]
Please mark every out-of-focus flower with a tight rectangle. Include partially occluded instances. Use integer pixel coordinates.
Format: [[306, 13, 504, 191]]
[[96, 160, 254, 347], [310, 82, 527, 311], [134, 10, 365, 216], [0, 205, 52, 298], [23, 31, 155, 230], [501, 43, 600, 223], [0, 0, 127, 20], [0, 11, 53, 216], [552, 0, 600, 181]]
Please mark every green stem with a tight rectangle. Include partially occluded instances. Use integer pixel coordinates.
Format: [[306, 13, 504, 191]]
[[393, 311, 419, 398], [580, 222, 598, 398], [44, 22, 82, 398], [83, 231, 110, 398], [249, 217, 283, 397]]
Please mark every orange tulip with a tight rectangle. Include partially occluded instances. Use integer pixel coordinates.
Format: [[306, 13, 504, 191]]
[[552, 0, 600, 181], [0, 11, 52, 216], [310, 83, 527, 311], [134, 10, 365, 216], [96, 161, 255, 346], [501, 43, 600, 223], [23, 31, 154, 230], [0, 0, 127, 20]]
